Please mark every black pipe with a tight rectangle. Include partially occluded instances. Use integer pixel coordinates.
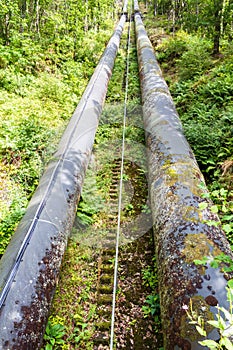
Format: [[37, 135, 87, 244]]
[[0, 13, 126, 350], [134, 4, 233, 349]]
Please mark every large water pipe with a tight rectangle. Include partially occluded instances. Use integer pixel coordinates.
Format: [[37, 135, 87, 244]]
[[122, 0, 128, 14], [134, 6, 233, 349], [0, 12, 126, 350]]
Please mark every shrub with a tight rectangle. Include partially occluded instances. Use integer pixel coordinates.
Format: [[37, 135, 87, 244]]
[[0, 68, 35, 96], [156, 30, 188, 64], [170, 56, 233, 179], [177, 36, 212, 80]]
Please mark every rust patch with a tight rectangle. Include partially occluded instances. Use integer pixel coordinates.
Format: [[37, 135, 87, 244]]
[[10, 240, 65, 350]]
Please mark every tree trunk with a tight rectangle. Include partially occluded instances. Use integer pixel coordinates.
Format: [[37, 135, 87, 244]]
[[35, 0, 40, 36], [172, 0, 176, 34], [213, 0, 224, 55], [4, 13, 10, 45], [154, 0, 157, 16], [19, 0, 27, 33], [84, 0, 88, 32]]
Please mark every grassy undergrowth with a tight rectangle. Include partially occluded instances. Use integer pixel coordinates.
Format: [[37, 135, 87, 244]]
[[0, 26, 115, 256]]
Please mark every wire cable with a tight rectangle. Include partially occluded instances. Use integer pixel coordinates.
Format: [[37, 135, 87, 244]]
[[110, 2, 132, 349]]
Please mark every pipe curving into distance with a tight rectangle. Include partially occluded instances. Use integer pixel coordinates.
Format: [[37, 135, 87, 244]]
[[134, 4, 233, 349], [0, 11, 126, 350]]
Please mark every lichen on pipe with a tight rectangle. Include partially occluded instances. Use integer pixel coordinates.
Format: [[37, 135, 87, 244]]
[[134, 9, 233, 350], [0, 13, 126, 350]]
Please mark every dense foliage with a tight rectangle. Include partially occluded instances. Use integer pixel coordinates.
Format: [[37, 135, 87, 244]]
[[145, 0, 233, 54]]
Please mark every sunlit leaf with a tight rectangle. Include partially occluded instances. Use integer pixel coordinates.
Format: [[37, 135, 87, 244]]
[[208, 320, 222, 329], [210, 205, 218, 214], [199, 339, 218, 349], [223, 224, 232, 234], [228, 280, 233, 288], [199, 202, 208, 210], [196, 325, 206, 337], [220, 337, 233, 350]]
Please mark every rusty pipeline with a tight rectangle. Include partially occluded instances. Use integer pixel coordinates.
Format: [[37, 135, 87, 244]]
[[0, 13, 126, 350], [134, 6, 233, 350]]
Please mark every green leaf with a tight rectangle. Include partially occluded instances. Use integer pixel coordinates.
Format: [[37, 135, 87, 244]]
[[220, 188, 228, 197], [210, 205, 218, 214], [73, 313, 83, 321], [206, 220, 220, 227], [75, 336, 81, 343], [202, 192, 210, 199], [217, 306, 232, 322], [223, 214, 233, 221], [227, 279, 233, 288], [199, 202, 208, 210], [220, 337, 233, 350], [223, 266, 233, 273], [223, 224, 232, 234], [194, 257, 208, 265], [208, 320, 222, 329], [209, 314, 226, 331], [196, 325, 206, 337], [218, 315, 227, 330], [210, 260, 219, 268], [222, 204, 228, 213], [56, 331, 66, 338], [199, 339, 218, 349], [45, 344, 53, 350], [45, 324, 51, 334]]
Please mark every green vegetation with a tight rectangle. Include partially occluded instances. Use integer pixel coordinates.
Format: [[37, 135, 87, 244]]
[[0, 0, 117, 255], [145, 0, 233, 55], [42, 321, 66, 350], [186, 287, 233, 349], [142, 258, 161, 327]]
